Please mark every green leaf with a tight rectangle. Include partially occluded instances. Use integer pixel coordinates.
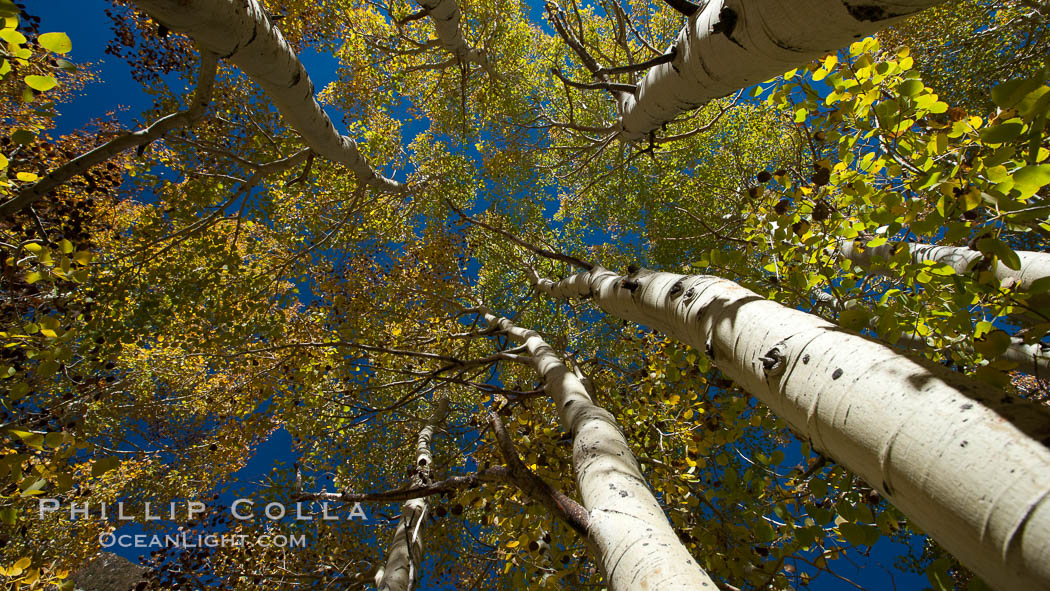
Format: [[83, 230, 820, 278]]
[[976, 238, 1022, 271], [0, 0, 18, 17], [44, 432, 66, 449], [974, 330, 1012, 358], [38, 32, 72, 54], [839, 307, 872, 331], [809, 477, 828, 498], [1028, 276, 1050, 294], [55, 58, 77, 73], [926, 558, 954, 591], [24, 75, 57, 92], [979, 122, 1023, 144], [10, 129, 35, 145], [899, 79, 923, 97], [1013, 164, 1050, 189], [91, 456, 120, 477], [754, 521, 776, 543], [991, 72, 1048, 109]]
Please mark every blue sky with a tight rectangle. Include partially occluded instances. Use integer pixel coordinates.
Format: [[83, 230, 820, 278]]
[[33, 1, 935, 589]]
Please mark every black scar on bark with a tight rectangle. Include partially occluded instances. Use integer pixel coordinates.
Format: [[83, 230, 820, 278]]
[[711, 7, 745, 49], [844, 3, 903, 22], [244, 22, 259, 47]]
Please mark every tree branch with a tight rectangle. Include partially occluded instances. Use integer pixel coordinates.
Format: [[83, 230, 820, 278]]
[[596, 47, 677, 77], [293, 467, 510, 504], [0, 52, 219, 218], [446, 200, 594, 270], [551, 68, 636, 94], [487, 412, 590, 537]]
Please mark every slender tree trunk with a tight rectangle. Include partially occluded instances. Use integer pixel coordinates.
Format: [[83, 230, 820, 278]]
[[839, 238, 1050, 291], [531, 266, 1050, 591], [415, 0, 497, 76], [376, 398, 449, 591], [618, 0, 945, 140], [129, 0, 403, 191], [482, 312, 720, 591]]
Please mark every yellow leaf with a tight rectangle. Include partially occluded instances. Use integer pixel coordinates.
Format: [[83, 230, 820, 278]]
[[15, 171, 37, 182], [24, 75, 57, 92], [506, 540, 520, 548]]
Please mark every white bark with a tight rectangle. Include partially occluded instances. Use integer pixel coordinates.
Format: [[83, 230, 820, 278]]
[[839, 238, 1050, 291], [534, 267, 1050, 591], [416, 0, 497, 76], [618, 0, 945, 140], [482, 312, 719, 591], [376, 397, 449, 591], [128, 0, 403, 191]]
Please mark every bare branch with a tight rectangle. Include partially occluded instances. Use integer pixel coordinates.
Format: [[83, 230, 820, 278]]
[[597, 47, 677, 77], [293, 467, 510, 504], [551, 68, 636, 94], [487, 412, 590, 537], [446, 200, 594, 270]]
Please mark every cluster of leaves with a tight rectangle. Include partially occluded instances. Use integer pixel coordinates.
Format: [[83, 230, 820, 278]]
[[712, 37, 1050, 389]]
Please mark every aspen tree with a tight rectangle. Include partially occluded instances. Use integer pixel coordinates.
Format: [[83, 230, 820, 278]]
[[531, 265, 1050, 590], [481, 311, 721, 591], [615, 0, 947, 140], [128, 0, 403, 190], [376, 397, 450, 591]]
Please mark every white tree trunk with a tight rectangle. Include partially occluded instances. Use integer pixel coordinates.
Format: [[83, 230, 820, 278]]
[[129, 0, 403, 191], [482, 312, 719, 591], [376, 398, 449, 591], [619, 0, 944, 140], [839, 238, 1050, 291], [416, 0, 497, 75], [533, 267, 1050, 591]]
